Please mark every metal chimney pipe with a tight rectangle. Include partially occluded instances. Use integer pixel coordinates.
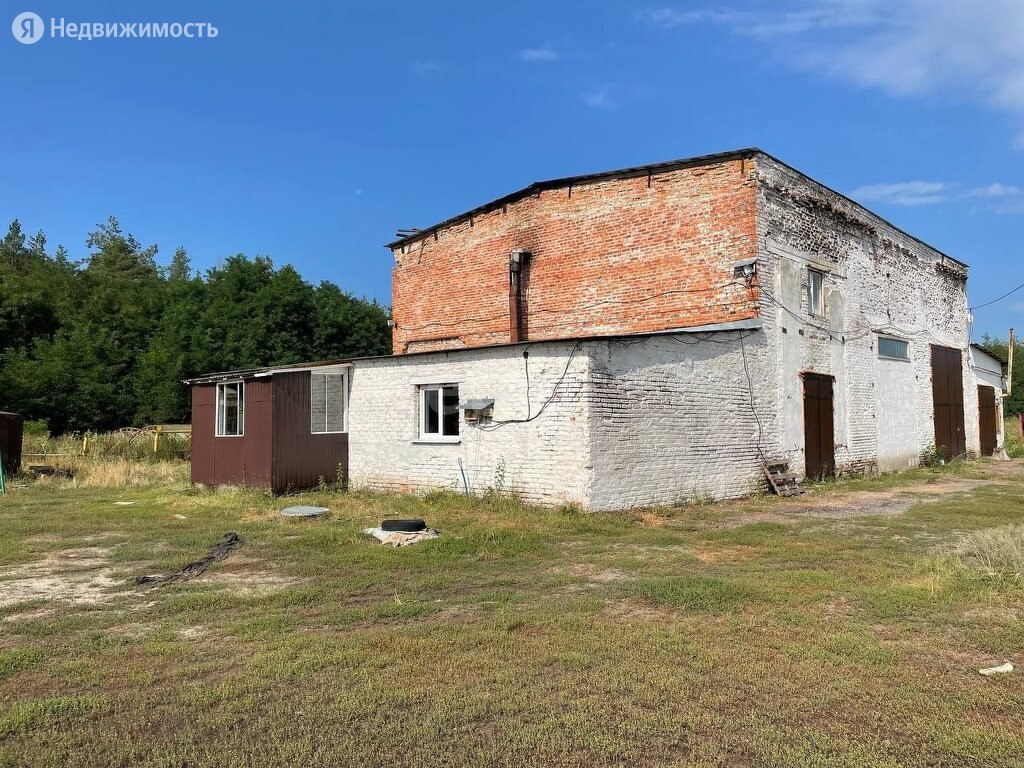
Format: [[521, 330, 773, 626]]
[[509, 250, 530, 343]]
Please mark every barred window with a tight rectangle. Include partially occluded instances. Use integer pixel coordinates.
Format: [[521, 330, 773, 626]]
[[311, 372, 347, 434]]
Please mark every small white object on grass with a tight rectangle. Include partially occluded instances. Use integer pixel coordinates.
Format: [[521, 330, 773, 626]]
[[363, 527, 439, 547], [173, 514, 187, 520], [979, 662, 1014, 676], [113, 501, 136, 506]]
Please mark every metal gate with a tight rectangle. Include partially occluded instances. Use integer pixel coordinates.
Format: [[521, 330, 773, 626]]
[[930, 346, 966, 460], [978, 385, 997, 457], [803, 373, 835, 479]]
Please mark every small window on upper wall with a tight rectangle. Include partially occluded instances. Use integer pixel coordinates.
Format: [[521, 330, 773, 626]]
[[807, 268, 824, 316], [878, 336, 910, 361], [311, 371, 347, 434], [216, 381, 244, 437], [419, 384, 460, 441]]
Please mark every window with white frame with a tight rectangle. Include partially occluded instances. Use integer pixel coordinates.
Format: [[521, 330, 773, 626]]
[[419, 384, 460, 440], [807, 268, 824, 316], [877, 336, 910, 361], [216, 381, 244, 437], [311, 371, 348, 433]]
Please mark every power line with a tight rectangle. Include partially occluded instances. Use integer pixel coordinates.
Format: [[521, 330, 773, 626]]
[[969, 280, 1024, 311], [398, 281, 748, 333], [475, 341, 583, 431], [738, 331, 768, 463]]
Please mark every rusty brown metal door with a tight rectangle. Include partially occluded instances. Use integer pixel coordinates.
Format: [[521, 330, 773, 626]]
[[931, 346, 966, 460], [803, 373, 835, 479], [978, 385, 997, 457]]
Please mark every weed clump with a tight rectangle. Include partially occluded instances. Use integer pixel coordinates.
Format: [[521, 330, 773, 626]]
[[950, 524, 1024, 579]]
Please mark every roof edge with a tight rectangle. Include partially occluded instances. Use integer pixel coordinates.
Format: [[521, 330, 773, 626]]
[[183, 358, 355, 385], [385, 147, 970, 271], [385, 147, 761, 249], [754, 153, 969, 270], [971, 342, 1008, 365], [186, 324, 767, 384]]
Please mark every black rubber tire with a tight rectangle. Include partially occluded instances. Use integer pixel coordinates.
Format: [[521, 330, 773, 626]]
[[380, 518, 427, 533]]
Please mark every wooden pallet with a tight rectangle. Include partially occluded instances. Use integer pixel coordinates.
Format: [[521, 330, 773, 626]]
[[763, 458, 804, 497]]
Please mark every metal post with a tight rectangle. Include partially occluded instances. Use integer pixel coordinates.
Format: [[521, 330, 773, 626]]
[[1006, 328, 1014, 398]]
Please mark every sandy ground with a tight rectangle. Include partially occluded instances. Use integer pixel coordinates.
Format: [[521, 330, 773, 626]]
[[0, 547, 120, 609]]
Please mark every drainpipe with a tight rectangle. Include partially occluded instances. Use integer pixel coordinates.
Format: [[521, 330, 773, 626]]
[[509, 249, 530, 343]]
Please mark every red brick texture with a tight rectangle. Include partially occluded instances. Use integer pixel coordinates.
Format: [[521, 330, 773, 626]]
[[391, 157, 760, 354]]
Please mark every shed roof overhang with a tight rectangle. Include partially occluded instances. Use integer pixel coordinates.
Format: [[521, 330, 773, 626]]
[[183, 359, 353, 386]]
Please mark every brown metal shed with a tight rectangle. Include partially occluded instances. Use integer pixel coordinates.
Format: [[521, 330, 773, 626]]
[[0, 412, 24, 476], [189, 364, 349, 493]]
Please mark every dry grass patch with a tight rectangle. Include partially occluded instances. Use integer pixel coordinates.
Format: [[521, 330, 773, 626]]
[[951, 523, 1024, 578]]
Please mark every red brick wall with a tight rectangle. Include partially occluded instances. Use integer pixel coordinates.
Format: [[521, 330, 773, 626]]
[[391, 157, 760, 354]]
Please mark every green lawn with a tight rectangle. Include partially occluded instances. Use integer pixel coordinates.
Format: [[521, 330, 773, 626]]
[[1, 462, 1022, 767]]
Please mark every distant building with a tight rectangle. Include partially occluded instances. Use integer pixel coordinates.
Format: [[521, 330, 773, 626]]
[[189, 149, 995, 508], [970, 344, 1007, 457]]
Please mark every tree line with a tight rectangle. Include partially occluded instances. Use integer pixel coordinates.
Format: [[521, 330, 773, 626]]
[[0, 218, 391, 434]]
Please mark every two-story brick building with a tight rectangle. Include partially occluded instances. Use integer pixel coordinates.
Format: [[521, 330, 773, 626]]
[[189, 149, 993, 509]]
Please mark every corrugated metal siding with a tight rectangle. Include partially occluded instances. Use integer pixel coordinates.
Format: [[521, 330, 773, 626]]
[[272, 371, 348, 492], [190, 380, 273, 488]]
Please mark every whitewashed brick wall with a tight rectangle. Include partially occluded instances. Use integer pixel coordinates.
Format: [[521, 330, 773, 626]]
[[349, 332, 775, 509], [348, 155, 976, 509], [756, 156, 975, 475], [585, 333, 772, 510], [348, 341, 592, 505]]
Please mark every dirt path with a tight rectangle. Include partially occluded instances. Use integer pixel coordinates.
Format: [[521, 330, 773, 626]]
[[706, 460, 1024, 528]]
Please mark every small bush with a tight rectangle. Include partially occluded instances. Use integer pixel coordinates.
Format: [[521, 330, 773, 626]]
[[920, 445, 944, 467], [951, 524, 1024, 579]]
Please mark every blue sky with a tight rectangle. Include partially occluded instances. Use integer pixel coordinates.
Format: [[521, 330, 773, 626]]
[[1, 0, 1021, 338]]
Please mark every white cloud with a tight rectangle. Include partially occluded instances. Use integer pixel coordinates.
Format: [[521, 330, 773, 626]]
[[852, 181, 947, 206], [640, 1, 1024, 141], [519, 47, 560, 63], [638, 4, 877, 36], [851, 179, 1024, 210], [966, 183, 1022, 198], [582, 89, 616, 109]]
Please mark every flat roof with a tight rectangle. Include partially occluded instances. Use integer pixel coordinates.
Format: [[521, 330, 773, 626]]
[[184, 319, 764, 384], [183, 358, 354, 385], [385, 147, 968, 270]]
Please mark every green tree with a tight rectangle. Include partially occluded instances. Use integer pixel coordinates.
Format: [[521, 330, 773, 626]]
[[0, 218, 391, 432]]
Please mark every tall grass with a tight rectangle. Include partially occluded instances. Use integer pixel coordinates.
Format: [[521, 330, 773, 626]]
[[1005, 418, 1024, 458], [951, 523, 1024, 579], [18, 431, 190, 489]]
